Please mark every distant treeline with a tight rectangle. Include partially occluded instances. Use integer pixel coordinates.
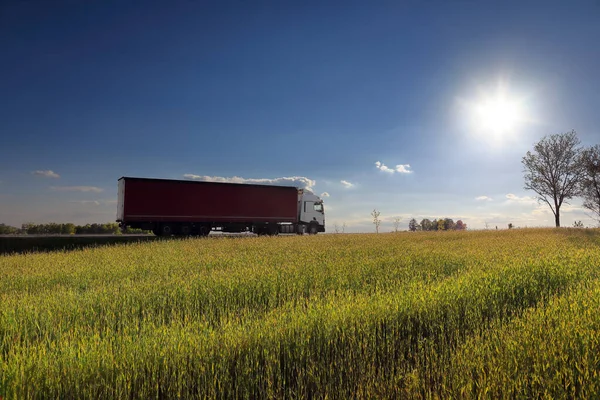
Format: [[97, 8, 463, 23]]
[[408, 218, 467, 232], [0, 223, 150, 235]]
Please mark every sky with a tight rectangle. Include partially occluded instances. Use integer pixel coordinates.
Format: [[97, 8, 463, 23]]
[[1, 1, 600, 231]]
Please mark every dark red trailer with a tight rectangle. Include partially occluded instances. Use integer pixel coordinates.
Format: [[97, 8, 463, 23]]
[[117, 177, 326, 236]]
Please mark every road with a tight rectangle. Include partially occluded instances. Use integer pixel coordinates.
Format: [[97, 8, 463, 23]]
[[0, 234, 157, 255], [0, 234, 152, 238]]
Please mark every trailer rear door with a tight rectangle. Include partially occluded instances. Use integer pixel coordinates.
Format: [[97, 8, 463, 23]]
[[117, 178, 125, 221]]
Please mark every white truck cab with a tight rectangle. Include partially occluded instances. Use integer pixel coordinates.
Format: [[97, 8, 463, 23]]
[[298, 189, 325, 234]]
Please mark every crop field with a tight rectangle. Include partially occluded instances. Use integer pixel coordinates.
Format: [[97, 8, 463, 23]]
[[1, 229, 600, 398]]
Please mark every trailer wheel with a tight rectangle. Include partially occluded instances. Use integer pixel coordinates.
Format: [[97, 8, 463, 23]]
[[180, 225, 191, 236], [198, 225, 211, 237], [161, 224, 174, 236]]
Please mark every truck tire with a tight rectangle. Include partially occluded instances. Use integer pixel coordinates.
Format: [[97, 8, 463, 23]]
[[268, 224, 279, 236], [180, 225, 191, 236], [161, 224, 174, 236], [198, 225, 211, 237], [253, 225, 267, 236], [308, 223, 318, 235]]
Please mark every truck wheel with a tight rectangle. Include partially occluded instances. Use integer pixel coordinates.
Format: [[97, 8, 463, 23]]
[[268, 225, 279, 236], [253, 225, 267, 236], [198, 225, 211, 237], [161, 224, 174, 236], [308, 224, 318, 235], [180, 225, 191, 236]]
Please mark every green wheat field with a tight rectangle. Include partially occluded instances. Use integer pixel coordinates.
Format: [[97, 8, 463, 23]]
[[2, 229, 600, 398]]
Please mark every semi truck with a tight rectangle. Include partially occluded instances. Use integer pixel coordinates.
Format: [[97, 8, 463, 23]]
[[116, 177, 326, 236]]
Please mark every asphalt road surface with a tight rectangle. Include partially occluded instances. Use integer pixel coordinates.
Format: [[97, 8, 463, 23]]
[[0, 234, 152, 238]]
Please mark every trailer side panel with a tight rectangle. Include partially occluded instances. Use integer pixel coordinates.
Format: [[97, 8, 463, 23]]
[[119, 177, 298, 224]]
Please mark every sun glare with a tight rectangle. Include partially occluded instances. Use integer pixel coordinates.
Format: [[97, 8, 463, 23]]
[[462, 82, 528, 144], [475, 96, 521, 134]]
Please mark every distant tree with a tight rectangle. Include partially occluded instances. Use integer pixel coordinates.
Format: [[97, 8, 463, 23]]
[[103, 223, 120, 234], [443, 218, 455, 231], [573, 220, 585, 228], [408, 218, 419, 232], [0, 224, 19, 235], [62, 223, 76, 235], [76, 224, 90, 234], [580, 144, 600, 223], [484, 221, 489, 230], [22, 223, 37, 234], [393, 217, 401, 232], [437, 219, 446, 231], [123, 227, 152, 234], [508, 223, 514, 229], [420, 218, 433, 231], [522, 130, 584, 227], [431, 219, 439, 231], [333, 223, 340, 234], [455, 220, 467, 230], [371, 209, 381, 233], [342, 222, 347, 233], [47, 223, 61, 234]]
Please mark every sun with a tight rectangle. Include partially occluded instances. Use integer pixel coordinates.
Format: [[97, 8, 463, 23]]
[[475, 95, 522, 134], [462, 82, 528, 142]]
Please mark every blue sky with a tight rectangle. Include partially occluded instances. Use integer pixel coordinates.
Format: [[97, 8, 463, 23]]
[[1, 1, 599, 231]]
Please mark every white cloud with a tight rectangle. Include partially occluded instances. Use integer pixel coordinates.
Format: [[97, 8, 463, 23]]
[[374, 161, 395, 173], [475, 196, 492, 201], [561, 204, 585, 213], [69, 200, 101, 205], [320, 192, 330, 197], [68, 199, 117, 206], [51, 186, 104, 193], [375, 161, 412, 174], [531, 206, 550, 215], [340, 180, 354, 188], [183, 174, 316, 191], [531, 203, 586, 216], [32, 170, 60, 179], [505, 193, 537, 204], [395, 164, 412, 173]]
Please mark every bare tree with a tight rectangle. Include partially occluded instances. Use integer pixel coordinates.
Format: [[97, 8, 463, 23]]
[[371, 209, 381, 233], [333, 223, 340, 234], [342, 222, 346, 233], [484, 221, 489, 230], [580, 144, 600, 223], [522, 130, 584, 227], [393, 217, 401, 232]]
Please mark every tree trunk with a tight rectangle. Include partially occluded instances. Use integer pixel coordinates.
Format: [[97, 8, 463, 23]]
[[555, 211, 560, 227]]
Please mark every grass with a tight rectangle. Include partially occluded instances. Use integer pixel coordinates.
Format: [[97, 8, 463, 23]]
[[1, 229, 600, 398]]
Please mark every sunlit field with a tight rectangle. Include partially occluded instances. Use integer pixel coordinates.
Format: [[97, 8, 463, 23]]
[[2, 229, 600, 398]]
